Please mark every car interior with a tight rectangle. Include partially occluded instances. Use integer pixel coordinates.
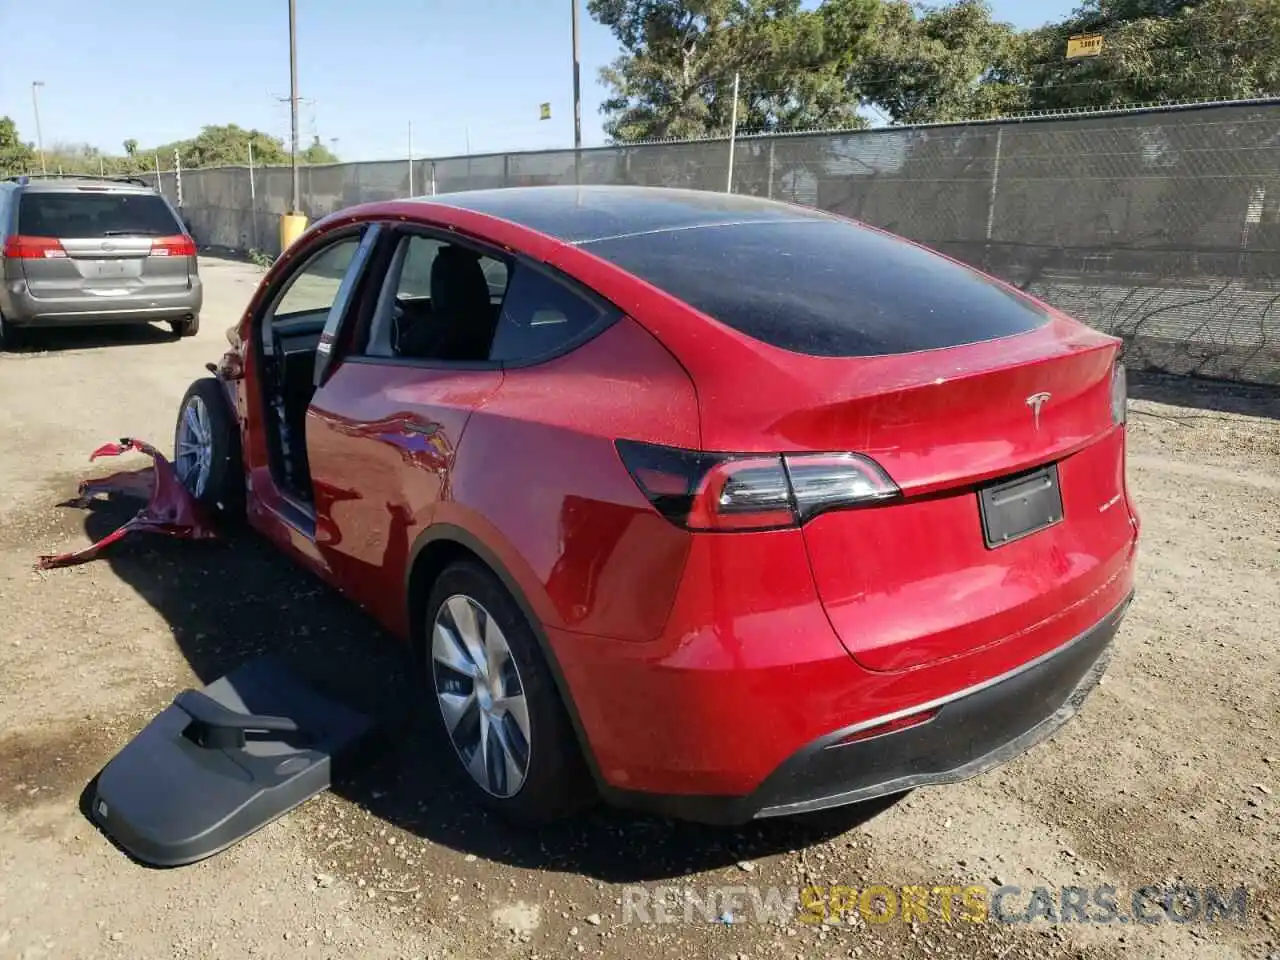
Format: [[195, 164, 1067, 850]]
[[367, 239, 510, 362], [256, 238, 355, 504]]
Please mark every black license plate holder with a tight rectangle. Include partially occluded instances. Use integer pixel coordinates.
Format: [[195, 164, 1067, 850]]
[[978, 464, 1064, 548]]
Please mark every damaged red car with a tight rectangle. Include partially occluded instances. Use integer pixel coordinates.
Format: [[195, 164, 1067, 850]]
[[170, 186, 1140, 824]]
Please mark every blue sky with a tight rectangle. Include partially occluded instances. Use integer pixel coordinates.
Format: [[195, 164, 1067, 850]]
[[0, 0, 1077, 163]]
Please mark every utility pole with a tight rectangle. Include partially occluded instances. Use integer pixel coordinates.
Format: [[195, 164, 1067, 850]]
[[31, 81, 46, 175], [248, 141, 259, 253], [288, 0, 300, 213], [571, 0, 582, 184], [408, 121, 414, 197], [726, 71, 740, 194]]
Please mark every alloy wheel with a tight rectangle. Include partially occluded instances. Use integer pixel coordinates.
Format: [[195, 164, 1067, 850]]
[[431, 594, 532, 798], [174, 394, 214, 498]]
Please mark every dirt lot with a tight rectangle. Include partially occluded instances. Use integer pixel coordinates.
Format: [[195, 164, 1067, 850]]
[[1, 256, 1278, 960]]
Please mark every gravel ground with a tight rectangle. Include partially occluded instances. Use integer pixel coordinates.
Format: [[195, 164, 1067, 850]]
[[0, 257, 1277, 960]]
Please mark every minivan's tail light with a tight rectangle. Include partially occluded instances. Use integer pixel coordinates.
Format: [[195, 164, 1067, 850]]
[[1110, 360, 1127, 425], [151, 235, 197, 257], [2, 235, 67, 259], [616, 439, 900, 532]]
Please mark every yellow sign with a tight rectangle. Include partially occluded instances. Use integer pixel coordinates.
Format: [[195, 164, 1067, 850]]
[[1066, 33, 1104, 58], [539, 102, 551, 120]]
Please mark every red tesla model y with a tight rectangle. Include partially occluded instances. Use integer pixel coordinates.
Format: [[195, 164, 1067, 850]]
[[176, 186, 1140, 824]]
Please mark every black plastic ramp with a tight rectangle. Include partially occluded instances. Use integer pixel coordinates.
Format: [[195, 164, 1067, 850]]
[[88, 655, 372, 867]]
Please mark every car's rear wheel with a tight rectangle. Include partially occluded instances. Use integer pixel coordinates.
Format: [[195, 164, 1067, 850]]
[[171, 315, 200, 338], [0, 311, 23, 351], [425, 561, 593, 822], [174, 377, 243, 519]]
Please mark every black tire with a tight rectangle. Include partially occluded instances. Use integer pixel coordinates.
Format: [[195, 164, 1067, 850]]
[[173, 377, 244, 519], [171, 314, 200, 338], [424, 561, 594, 823], [0, 312, 22, 351]]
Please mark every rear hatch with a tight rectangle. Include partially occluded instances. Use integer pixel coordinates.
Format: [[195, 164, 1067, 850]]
[[13, 187, 193, 301], [783, 342, 1135, 672], [589, 214, 1138, 672]]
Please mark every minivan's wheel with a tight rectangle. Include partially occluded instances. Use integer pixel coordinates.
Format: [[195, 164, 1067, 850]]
[[0, 312, 22, 351], [174, 377, 243, 518], [171, 315, 200, 338], [425, 561, 593, 822]]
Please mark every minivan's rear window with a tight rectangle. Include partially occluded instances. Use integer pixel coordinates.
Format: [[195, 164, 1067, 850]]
[[583, 218, 1049, 357], [17, 192, 182, 239]]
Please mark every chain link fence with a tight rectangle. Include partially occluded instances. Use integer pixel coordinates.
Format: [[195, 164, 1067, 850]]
[[157, 100, 1280, 386]]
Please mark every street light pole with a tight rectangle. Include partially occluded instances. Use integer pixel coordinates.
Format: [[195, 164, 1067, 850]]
[[726, 71, 740, 194], [31, 81, 46, 175], [571, 0, 582, 184], [288, 0, 300, 213]]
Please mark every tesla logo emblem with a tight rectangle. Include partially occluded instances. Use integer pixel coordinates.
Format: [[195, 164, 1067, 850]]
[[1026, 392, 1051, 430]]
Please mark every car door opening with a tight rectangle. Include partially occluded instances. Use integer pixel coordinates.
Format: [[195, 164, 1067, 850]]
[[258, 234, 367, 505]]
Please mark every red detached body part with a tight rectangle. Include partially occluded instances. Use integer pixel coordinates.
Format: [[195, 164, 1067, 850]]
[[36, 438, 218, 570]]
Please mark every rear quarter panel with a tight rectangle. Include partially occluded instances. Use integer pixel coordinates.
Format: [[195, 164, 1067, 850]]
[[441, 315, 700, 642]]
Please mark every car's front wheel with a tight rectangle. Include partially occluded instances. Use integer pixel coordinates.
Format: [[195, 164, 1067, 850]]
[[425, 561, 593, 822], [174, 377, 243, 519]]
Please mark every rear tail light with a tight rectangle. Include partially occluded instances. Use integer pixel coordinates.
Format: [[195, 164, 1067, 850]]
[[2, 235, 67, 259], [616, 439, 900, 532], [1110, 360, 1127, 425], [151, 235, 197, 257]]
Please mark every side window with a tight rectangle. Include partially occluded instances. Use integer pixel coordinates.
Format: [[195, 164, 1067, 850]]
[[488, 264, 607, 363], [271, 237, 361, 324], [365, 234, 510, 362]]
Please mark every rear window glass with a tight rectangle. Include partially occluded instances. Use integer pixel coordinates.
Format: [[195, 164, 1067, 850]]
[[583, 219, 1049, 357], [17, 192, 182, 239]]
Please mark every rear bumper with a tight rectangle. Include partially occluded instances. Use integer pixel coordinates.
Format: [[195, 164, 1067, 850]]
[[600, 594, 1130, 825], [751, 593, 1126, 819], [2, 281, 202, 326]]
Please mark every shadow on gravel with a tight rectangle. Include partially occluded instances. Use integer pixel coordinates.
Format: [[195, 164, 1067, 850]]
[[4, 323, 177, 355], [77, 500, 897, 882], [1128, 370, 1280, 421]]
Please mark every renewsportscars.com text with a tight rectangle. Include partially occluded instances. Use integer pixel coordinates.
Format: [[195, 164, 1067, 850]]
[[620, 883, 1250, 926]]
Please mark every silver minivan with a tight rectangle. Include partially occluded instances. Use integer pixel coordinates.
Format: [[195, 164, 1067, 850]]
[[0, 174, 202, 349]]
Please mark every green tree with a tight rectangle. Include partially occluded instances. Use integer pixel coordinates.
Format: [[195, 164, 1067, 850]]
[[589, 0, 871, 142], [123, 138, 139, 157], [590, 0, 1280, 138], [1071, 0, 1215, 30], [301, 136, 340, 164], [161, 123, 289, 168], [849, 0, 1025, 123], [1014, 0, 1280, 111], [0, 116, 37, 177]]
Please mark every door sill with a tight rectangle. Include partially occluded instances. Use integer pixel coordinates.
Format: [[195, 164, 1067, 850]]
[[267, 490, 317, 540]]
